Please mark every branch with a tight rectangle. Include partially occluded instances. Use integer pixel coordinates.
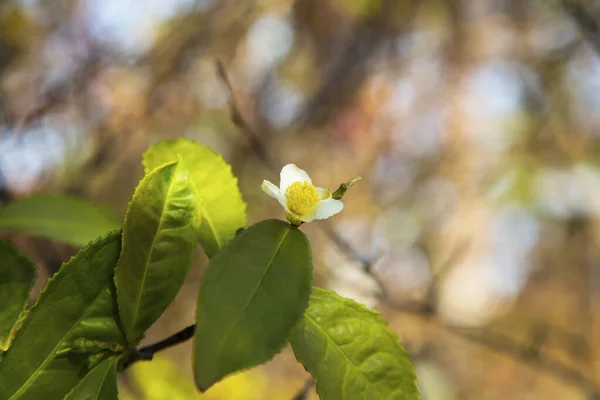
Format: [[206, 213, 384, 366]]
[[122, 324, 196, 370], [216, 60, 600, 396], [215, 60, 377, 273], [371, 265, 600, 395], [292, 378, 315, 400], [216, 60, 279, 172], [14, 57, 102, 132], [562, 0, 600, 55], [394, 303, 600, 396]]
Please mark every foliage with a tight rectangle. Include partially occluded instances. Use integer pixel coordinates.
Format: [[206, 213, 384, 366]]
[[123, 355, 296, 400], [64, 357, 120, 400], [0, 194, 121, 247], [115, 159, 198, 345], [0, 230, 124, 400], [194, 219, 312, 391], [142, 139, 246, 258], [0, 139, 419, 399], [0, 240, 36, 350], [291, 287, 419, 399]]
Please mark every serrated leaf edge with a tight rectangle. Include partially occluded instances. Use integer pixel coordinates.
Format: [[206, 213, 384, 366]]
[[141, 139, 247, 255], [115, 158, 197, 345], [5, 230, 122, 400], [195, 220, 313, 392], [295, 287, 419, 400], [0, 240, 36, 351], [63, 356, 119, 400]]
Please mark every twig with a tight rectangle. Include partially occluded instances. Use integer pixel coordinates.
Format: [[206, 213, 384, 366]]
[[122, 324, 196, 370], [292, 378, 315, 400], [216, 60, 279, 171], [216, 60, 377, 272], [562, 0, 600, 55], [215, 60, 600, 395], [317, 221, 374, 273], [15, 57, 102, 132], [380, 291, 600, 394], [443, 324, 598, 396]]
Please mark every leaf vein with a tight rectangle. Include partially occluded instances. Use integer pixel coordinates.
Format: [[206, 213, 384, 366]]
[[216, 228, 290, 353], [304, 313, 374, 389], [128, 166, 180, 340], [201, 208, 222, 250], [9, 290, 108, 399], [92, 359, 115, 400]]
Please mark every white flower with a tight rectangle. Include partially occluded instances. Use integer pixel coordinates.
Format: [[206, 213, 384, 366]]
[[262, 164, 344, 225]]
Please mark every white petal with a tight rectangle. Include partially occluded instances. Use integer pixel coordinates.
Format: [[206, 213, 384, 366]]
[[316, 187, 331, 200], [262, 180, 288, 210], [280, 164, 312, 192], [312, 198, 344, 221]]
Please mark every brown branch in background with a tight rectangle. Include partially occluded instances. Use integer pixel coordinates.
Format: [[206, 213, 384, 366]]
[[290, 0, 420, 130], [0, 0, 595, 394], [292, 378, 315, 400], [397, 305, 600, 397], [216, 61, 279, 172], [144, 0, 257, 114], [215, 61, 600, 397], [562, 0, 600, 55], [216, 59, 377, 271], [317, 221, 375, 272], [14, 56, 102, 132]]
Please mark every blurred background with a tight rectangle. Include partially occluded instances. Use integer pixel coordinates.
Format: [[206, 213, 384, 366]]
[[1, 0, 600, 398]]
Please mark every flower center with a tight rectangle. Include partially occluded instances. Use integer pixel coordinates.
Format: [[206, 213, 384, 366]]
[[285, 181, 319, 215]]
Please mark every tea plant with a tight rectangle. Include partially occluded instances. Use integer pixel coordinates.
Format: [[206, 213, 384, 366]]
[[0, 138, 419, 400]]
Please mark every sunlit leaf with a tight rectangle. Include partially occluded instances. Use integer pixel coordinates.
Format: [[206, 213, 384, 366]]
[[340, 0, 382, 19], [0, 240, 36, 351], [143, 138, 246, 258], [64, 356, 119, 400], [0, 195, 121, 247], [115, 160, 198, 345], [290, 287, 420, 400], [194, 219, 311, 391], [0, 231, 125, 400], [126, 356, 200, 400]]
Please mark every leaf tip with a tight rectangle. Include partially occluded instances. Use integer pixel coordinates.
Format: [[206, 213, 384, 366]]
[[195, 376, 216, 393]]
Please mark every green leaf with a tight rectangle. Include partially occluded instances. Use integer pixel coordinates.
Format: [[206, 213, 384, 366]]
[[194, 219, 312, 391], [64, 356, 119, 400], [115, 160, 198, 345], [0, 231, 126, 400], [290, 287, 420, 400], [0, 240, 36, 351], [0, 194, 121, 247], [143, 138, 246, 257]]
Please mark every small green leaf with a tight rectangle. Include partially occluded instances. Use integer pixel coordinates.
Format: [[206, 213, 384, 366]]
[[143, 138, 246, 257], [0, 240, 36, 351], [115, 160, 198, 345], [0, 231, 125, 400], [0, 194, 121, 247], [64, 356, 119, 400], [290, 287, 420, 400], [194, 219, 312, 391]]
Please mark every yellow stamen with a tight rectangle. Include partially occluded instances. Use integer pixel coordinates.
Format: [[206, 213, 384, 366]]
[[285, 181, 319, 216]]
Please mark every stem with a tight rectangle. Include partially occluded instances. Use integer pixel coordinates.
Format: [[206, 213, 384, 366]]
[[331, 176, 362, 200], [122, 324, 196, 370]]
